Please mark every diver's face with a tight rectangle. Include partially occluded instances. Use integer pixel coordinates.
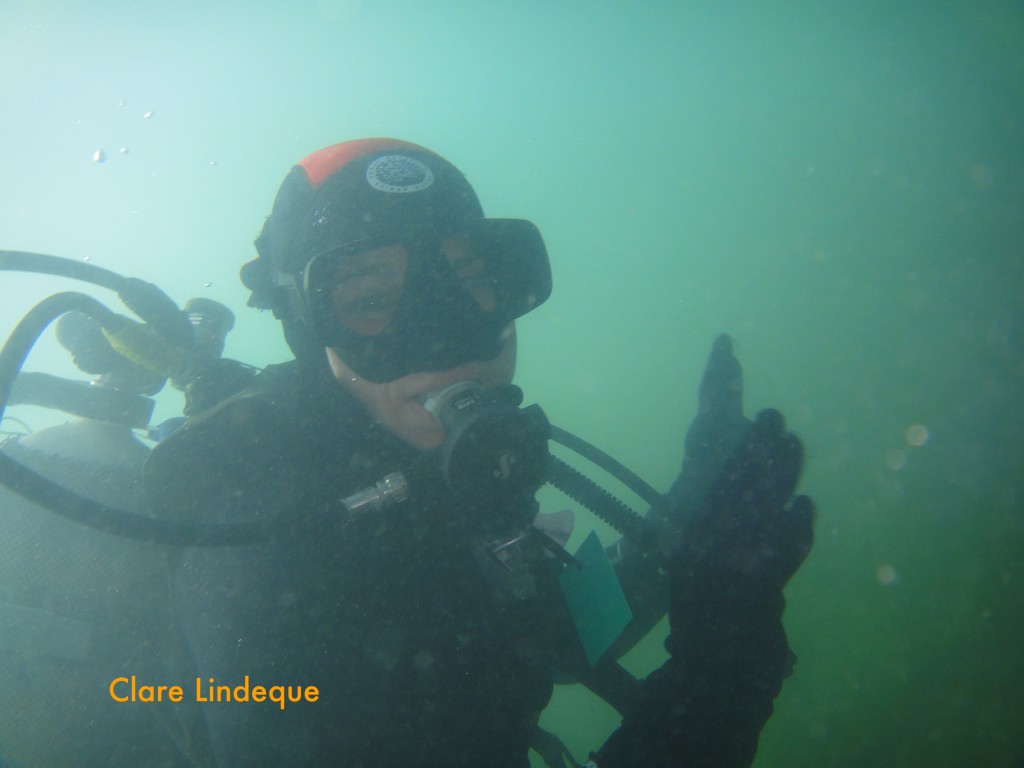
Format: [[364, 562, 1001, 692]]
[[326, 235, 498, 340], [326, 324, 516, 451], [313, 224, 535, 449]]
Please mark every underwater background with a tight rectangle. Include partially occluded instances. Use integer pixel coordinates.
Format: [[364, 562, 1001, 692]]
[[1, 1, 1021, 766]]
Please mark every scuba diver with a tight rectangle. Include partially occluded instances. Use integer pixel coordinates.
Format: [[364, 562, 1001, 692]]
[[139, 138, 816, 768]]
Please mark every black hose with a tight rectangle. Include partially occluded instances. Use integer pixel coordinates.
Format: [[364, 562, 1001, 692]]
[[0, 250, 193, 348], [0, 450, 262, 545], [546, 454, 646, 538], [0, 292, 118, 414], [0, 250, 127, 292], [550, 425, 665, 511], [10, 372, 155, 427]]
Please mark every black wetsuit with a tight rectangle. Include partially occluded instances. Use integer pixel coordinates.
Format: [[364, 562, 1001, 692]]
[[144, 359, 794, 768], [145, 361, 583, 767]]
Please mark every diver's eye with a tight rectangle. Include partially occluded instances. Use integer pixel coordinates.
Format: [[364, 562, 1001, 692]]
[[327, 244, 408, 336]]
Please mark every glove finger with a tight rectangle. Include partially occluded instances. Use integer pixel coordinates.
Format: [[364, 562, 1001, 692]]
[[763, 494, 815, 588], [749, 410, 803, 511], [698, 411, 802, 539], [700, 415, 768, 517], [698, 334, 744, 424], [752, 406, 785, 437], [769, 423, 804, 511], [676, 336, 751, 513]]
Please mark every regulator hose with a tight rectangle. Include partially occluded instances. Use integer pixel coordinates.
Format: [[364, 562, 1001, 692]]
[[0, 250, 193, 349], [0, 449, 261, 545], [550, 425, 665, 511], [0, 264, 261, 545], [546, 454, 646, 538], [0, 292, 117, 410], [0, 250, 126, 291]]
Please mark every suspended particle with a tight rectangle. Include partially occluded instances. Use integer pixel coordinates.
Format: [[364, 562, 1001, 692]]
[[209, 160, 218, 166], [905, 424, 929, 447], [119, 147, 130, 155], [884, 449, 906, 471], [82, 256, 91, 262], [970, 163, 993, 189], [92, 149, 106, 163], [117, 100, 126, 107], [203, 282, 212, 288], [143, 110, 154, 119], [875, 563, 902, 586]]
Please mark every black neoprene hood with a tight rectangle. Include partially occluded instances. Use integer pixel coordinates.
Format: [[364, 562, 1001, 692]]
[[240, 138, 551, 380]]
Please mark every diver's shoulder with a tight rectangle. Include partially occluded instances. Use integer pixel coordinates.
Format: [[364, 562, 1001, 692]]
[[142, 361, 303, 514], [179, 358, 301, 418]]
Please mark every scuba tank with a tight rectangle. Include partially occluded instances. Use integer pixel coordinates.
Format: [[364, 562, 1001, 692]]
[[0, 431, 203, 766], [0, 302, 226, 767]]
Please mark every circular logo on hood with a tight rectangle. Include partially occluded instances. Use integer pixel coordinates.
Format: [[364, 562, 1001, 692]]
[[365, 155, 435, 194]]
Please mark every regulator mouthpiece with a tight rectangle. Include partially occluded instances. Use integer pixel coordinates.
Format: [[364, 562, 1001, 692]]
[[421, 380, 550, 525]]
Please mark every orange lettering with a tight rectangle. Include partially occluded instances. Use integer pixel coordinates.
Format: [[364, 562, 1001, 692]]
[[110, 677, 130, 702]]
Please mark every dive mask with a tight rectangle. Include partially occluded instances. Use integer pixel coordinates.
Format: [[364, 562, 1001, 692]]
[[304, 218, 551, 382]]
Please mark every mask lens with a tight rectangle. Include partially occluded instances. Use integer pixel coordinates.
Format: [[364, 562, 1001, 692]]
[[326, 243, 408, 336], [440, 233, 498, 312], [307, 219, 550, 349], [459, 219, 552, 321]]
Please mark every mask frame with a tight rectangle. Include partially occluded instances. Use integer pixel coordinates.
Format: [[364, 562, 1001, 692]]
[[301, 219, 552, 374]]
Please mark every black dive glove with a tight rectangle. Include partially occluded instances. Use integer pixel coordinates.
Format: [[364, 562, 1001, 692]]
[[596, 335, 814, 768]]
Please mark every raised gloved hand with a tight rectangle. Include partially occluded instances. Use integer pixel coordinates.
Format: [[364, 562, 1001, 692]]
[[596, 335, 814, 768], [668, 335, 813, 645], [644, 334, 813, 621]]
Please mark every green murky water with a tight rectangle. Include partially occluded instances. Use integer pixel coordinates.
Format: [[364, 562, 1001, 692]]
[[1, 2, 1021, 765]]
